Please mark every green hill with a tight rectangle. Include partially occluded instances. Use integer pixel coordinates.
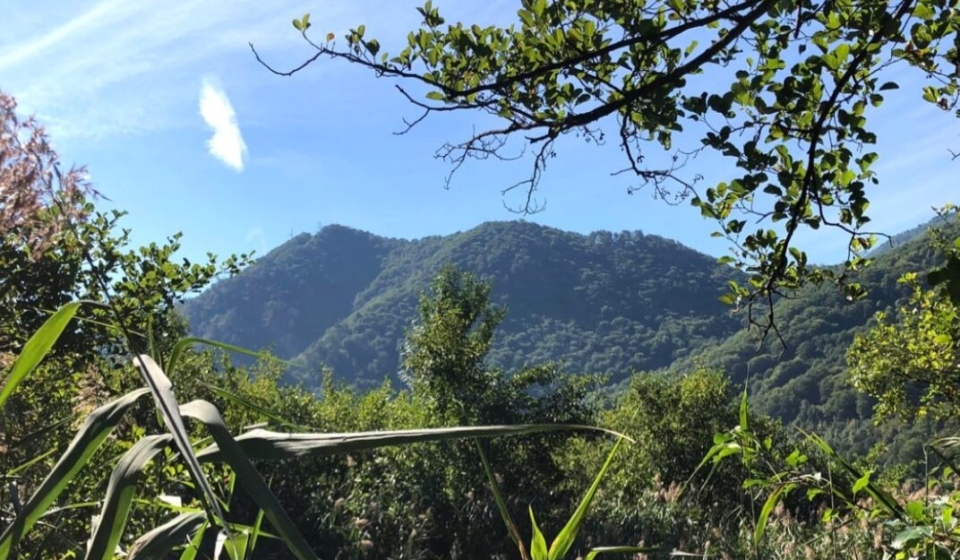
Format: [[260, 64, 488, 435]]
[[183, 216, 954, 455], [183, 221, 743, 388]]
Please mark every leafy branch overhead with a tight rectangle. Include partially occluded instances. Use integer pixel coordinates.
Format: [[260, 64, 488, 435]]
[[262, 0, 959, 332]]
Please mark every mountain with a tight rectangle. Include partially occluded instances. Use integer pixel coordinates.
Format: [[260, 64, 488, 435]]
[[182, 221, 744, 389]]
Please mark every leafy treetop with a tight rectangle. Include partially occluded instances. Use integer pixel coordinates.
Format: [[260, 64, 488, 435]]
[[256, 0, 960, 334]]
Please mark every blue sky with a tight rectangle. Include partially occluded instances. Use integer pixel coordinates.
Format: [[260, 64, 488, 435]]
[[2, 1, 957, 268]]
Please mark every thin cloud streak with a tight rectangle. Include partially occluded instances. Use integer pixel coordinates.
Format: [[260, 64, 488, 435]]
[[200, 80, 247, 171]]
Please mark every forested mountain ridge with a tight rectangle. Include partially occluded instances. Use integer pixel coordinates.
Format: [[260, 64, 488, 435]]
[[183, 225, 406, 360], [182, 220, 744, 388], [183, 217, 953, 448]]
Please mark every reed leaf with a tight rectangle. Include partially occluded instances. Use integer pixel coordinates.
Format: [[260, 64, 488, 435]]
[[0, 301, 81, 410], [166, 337, 283, 379], [548, 437, 624, 560], [180, 399, 319, 560], [584, 546, 664, 560], [477, 442, 528, 560], [85, 434, 173, 560], [133, 355, 231, 537], [195, 424, 623, 462], [127, 512, 206, 560], [0, 388, 151, 560]]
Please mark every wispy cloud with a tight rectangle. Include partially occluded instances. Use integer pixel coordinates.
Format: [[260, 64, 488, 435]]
[[199, 80, 247, 171], [0, 0, 524, 144], [0, 0, 388, 139]]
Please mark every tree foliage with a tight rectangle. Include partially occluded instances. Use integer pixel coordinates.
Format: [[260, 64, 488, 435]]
[[262, 0, 960, 326], [400, 264, 507, 420], [848, 211, 960, 421]]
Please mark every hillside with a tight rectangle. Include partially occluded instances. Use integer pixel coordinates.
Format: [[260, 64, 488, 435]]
[[666, 221, 956, 459], [183, 221, 743, 388]]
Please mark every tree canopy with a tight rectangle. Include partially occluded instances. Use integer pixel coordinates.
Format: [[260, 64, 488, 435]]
[[258, 0, 960, 329]]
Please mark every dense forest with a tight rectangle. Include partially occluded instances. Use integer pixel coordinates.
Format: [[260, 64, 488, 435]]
[[6, 0, 960, 557], [184, 217, 954, 455], [183, 222, 742, 389]]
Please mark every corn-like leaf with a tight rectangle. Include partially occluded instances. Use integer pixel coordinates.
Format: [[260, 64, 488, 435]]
[[127, 512, 206, 560], [754, 483, 793, 545], [0, 388, 151, 560], [0, 301, 81, 410], [177, 520, 209, 560], [529, 507, 549, 560], [133, 355, 231, 537], [196, 424, 622, 462], [548, 437, 624, 560], [86, 434, 174, 560], [477, 443, 529, 560], [180, 399, 319, 560]]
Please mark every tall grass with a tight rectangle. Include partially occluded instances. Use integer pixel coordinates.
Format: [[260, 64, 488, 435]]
[[0, 302, 624, 559]]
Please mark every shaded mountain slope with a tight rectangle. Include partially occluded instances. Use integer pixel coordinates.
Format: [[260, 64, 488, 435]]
[[183, 221, 743, 388]]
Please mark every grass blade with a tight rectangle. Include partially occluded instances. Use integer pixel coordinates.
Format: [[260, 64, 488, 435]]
[[85, 434, 174, 560], [133, 355, 232, 538], [0, 301, 81, 410], [477, 442, 528, 560], [177, 520, 209, 560], [166, 337, 284, 378], [196, 424, 626, 462], [754, 483, 793, 545], [802, 430, 905, 519], [529, 507, 548, 560], [548, 437, 624, 560], [180, 399, 319, 560], [0, 388, 150, 560], [203, 383, 312, 431], [126, 512, 206, 559]]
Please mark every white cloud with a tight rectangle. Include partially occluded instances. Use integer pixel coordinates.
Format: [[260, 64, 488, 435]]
[[199, 80, 247, 171]]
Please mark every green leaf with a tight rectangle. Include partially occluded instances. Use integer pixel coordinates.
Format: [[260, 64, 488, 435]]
[[0, 301, 82, 410], [905, 500, 926, 522], [86, 435, 175, 560], [739, 387, 749, 432], [126, 513, 206, 560], [755, 484, 793, 545], [132, 356, 232, 544], [584, 546, 663, 560], [181, 400, 320, 560], [166, 337, 281, 380], [477, 442, 527, 559], [426, 91, 446, 101], [547, 438, 625, 560], [0, 389, 151, 559], [879, 81, 900, 91], [198, 424, 628, 462], [529, 508, 549, 560], [852, 470, 871, 495], [292, 18, 303, 31], [891, 526, 932, 550]]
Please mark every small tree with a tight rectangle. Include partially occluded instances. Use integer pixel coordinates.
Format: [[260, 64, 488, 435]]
[[400, 264, 506, 422]]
